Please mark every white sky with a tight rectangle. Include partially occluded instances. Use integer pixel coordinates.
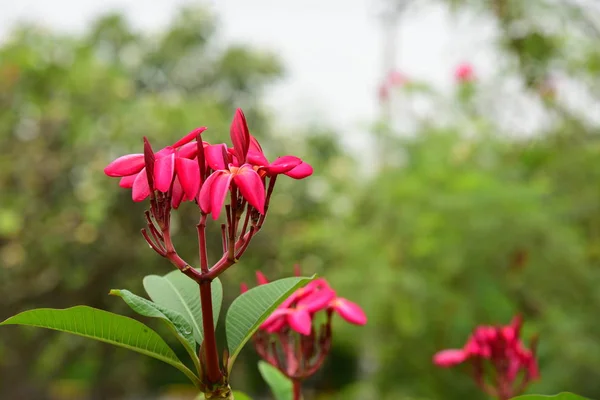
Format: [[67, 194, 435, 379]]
[[0, 0, 496, 151]]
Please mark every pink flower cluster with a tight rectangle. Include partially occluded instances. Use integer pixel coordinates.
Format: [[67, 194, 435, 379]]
[[104, 109, 312, 217], [434, 315, 539, 400], [251, 273, 367, 336], [246, 268, 366, 381]]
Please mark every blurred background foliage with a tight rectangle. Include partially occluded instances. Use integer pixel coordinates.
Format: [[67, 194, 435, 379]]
[[1, 0, 600, 399]]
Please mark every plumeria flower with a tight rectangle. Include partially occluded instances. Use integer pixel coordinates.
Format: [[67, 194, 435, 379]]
[[199, 145, 265, 220], [433, 315, 539, 399], [104, 127, 206, 206], [250, 267, 366, 385], [199, 108, 312, 220], [231, 108, 313, 179], [252, 273, 366, 336]]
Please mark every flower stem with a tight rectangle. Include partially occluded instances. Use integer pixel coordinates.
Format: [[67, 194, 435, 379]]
[[292, 379, 302, 400], [200, 281, 222, 383], [197, 213, 222, 384], [198, 214, 209, 274]]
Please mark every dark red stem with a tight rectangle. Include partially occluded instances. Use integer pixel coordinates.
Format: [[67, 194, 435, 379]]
[[162, 225, 202, 282], [196, 213, 222, 383], [292, 379, 302, 400], [200, 281, 222, 383], [197, 214, 209, 274]]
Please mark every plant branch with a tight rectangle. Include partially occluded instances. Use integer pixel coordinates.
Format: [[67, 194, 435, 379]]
[[199, 281, 222, 384]]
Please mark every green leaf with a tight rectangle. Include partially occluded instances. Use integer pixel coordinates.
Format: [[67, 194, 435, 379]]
[[109, 289, 200, 374], [0, 306, 200, 386], [232, 392, 253, 400], [194, 390, 250, 400], [258, 361, 293, 400], [143, 269, 222, 345], [512, 394, 589, 400], [225, 276, 314, 371]]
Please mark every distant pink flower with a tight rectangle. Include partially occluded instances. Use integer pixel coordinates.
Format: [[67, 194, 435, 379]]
[[388, 70, 408, 86], [433, 315, 539, 399], [249, 271, 366, 336], [455, 62, 475, 83], [378, 83, 390, 103], [377, 70, 409, 103], [249, 267, 366, 381]]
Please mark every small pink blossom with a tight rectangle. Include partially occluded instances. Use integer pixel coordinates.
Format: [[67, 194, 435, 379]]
[[433, 315, 539, 398], [455, 62, 475, 83]]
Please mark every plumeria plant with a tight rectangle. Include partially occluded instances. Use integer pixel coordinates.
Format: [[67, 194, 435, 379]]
[[0, 109, 317, 399], [243, 268, 367, 400], [434, 316, 540, 400]]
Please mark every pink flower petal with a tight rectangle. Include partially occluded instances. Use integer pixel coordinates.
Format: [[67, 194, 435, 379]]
[[247, 150, 269, 167], [119, 174, 137, 188], [171, 177, 185, 209], [433, 349, 468, 367], [230, 108, 250, 164], [176, 157, 201, 200], [205, 144, 229, 171], [260, 308, 289, 330], [240, 283, 248, 294], [285, 162, 313, 179], [261, 308, 290, 332], [527, 358, 540, 380], [172, 127, 206, 148], [233, 164, 265, 214], [256, 271, 269, 285], [178, 142, 198, 159], [104, 154, 145, 177], [154, 151, 176, 192], [331, 298, 367, 325], [503, 314, 523, 343], [298, 288, 336, 313], [265, 155, 302, 174], [198, 170, 233, 220], [287, 309, 312, 335], [132, 168, 150, 202]]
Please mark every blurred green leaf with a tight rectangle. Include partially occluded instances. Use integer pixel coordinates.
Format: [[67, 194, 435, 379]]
[[512, 394, 589, 399], [232, 391, 253, 400], [258, 361, 293, 400], [0, 306, 199, 385]]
